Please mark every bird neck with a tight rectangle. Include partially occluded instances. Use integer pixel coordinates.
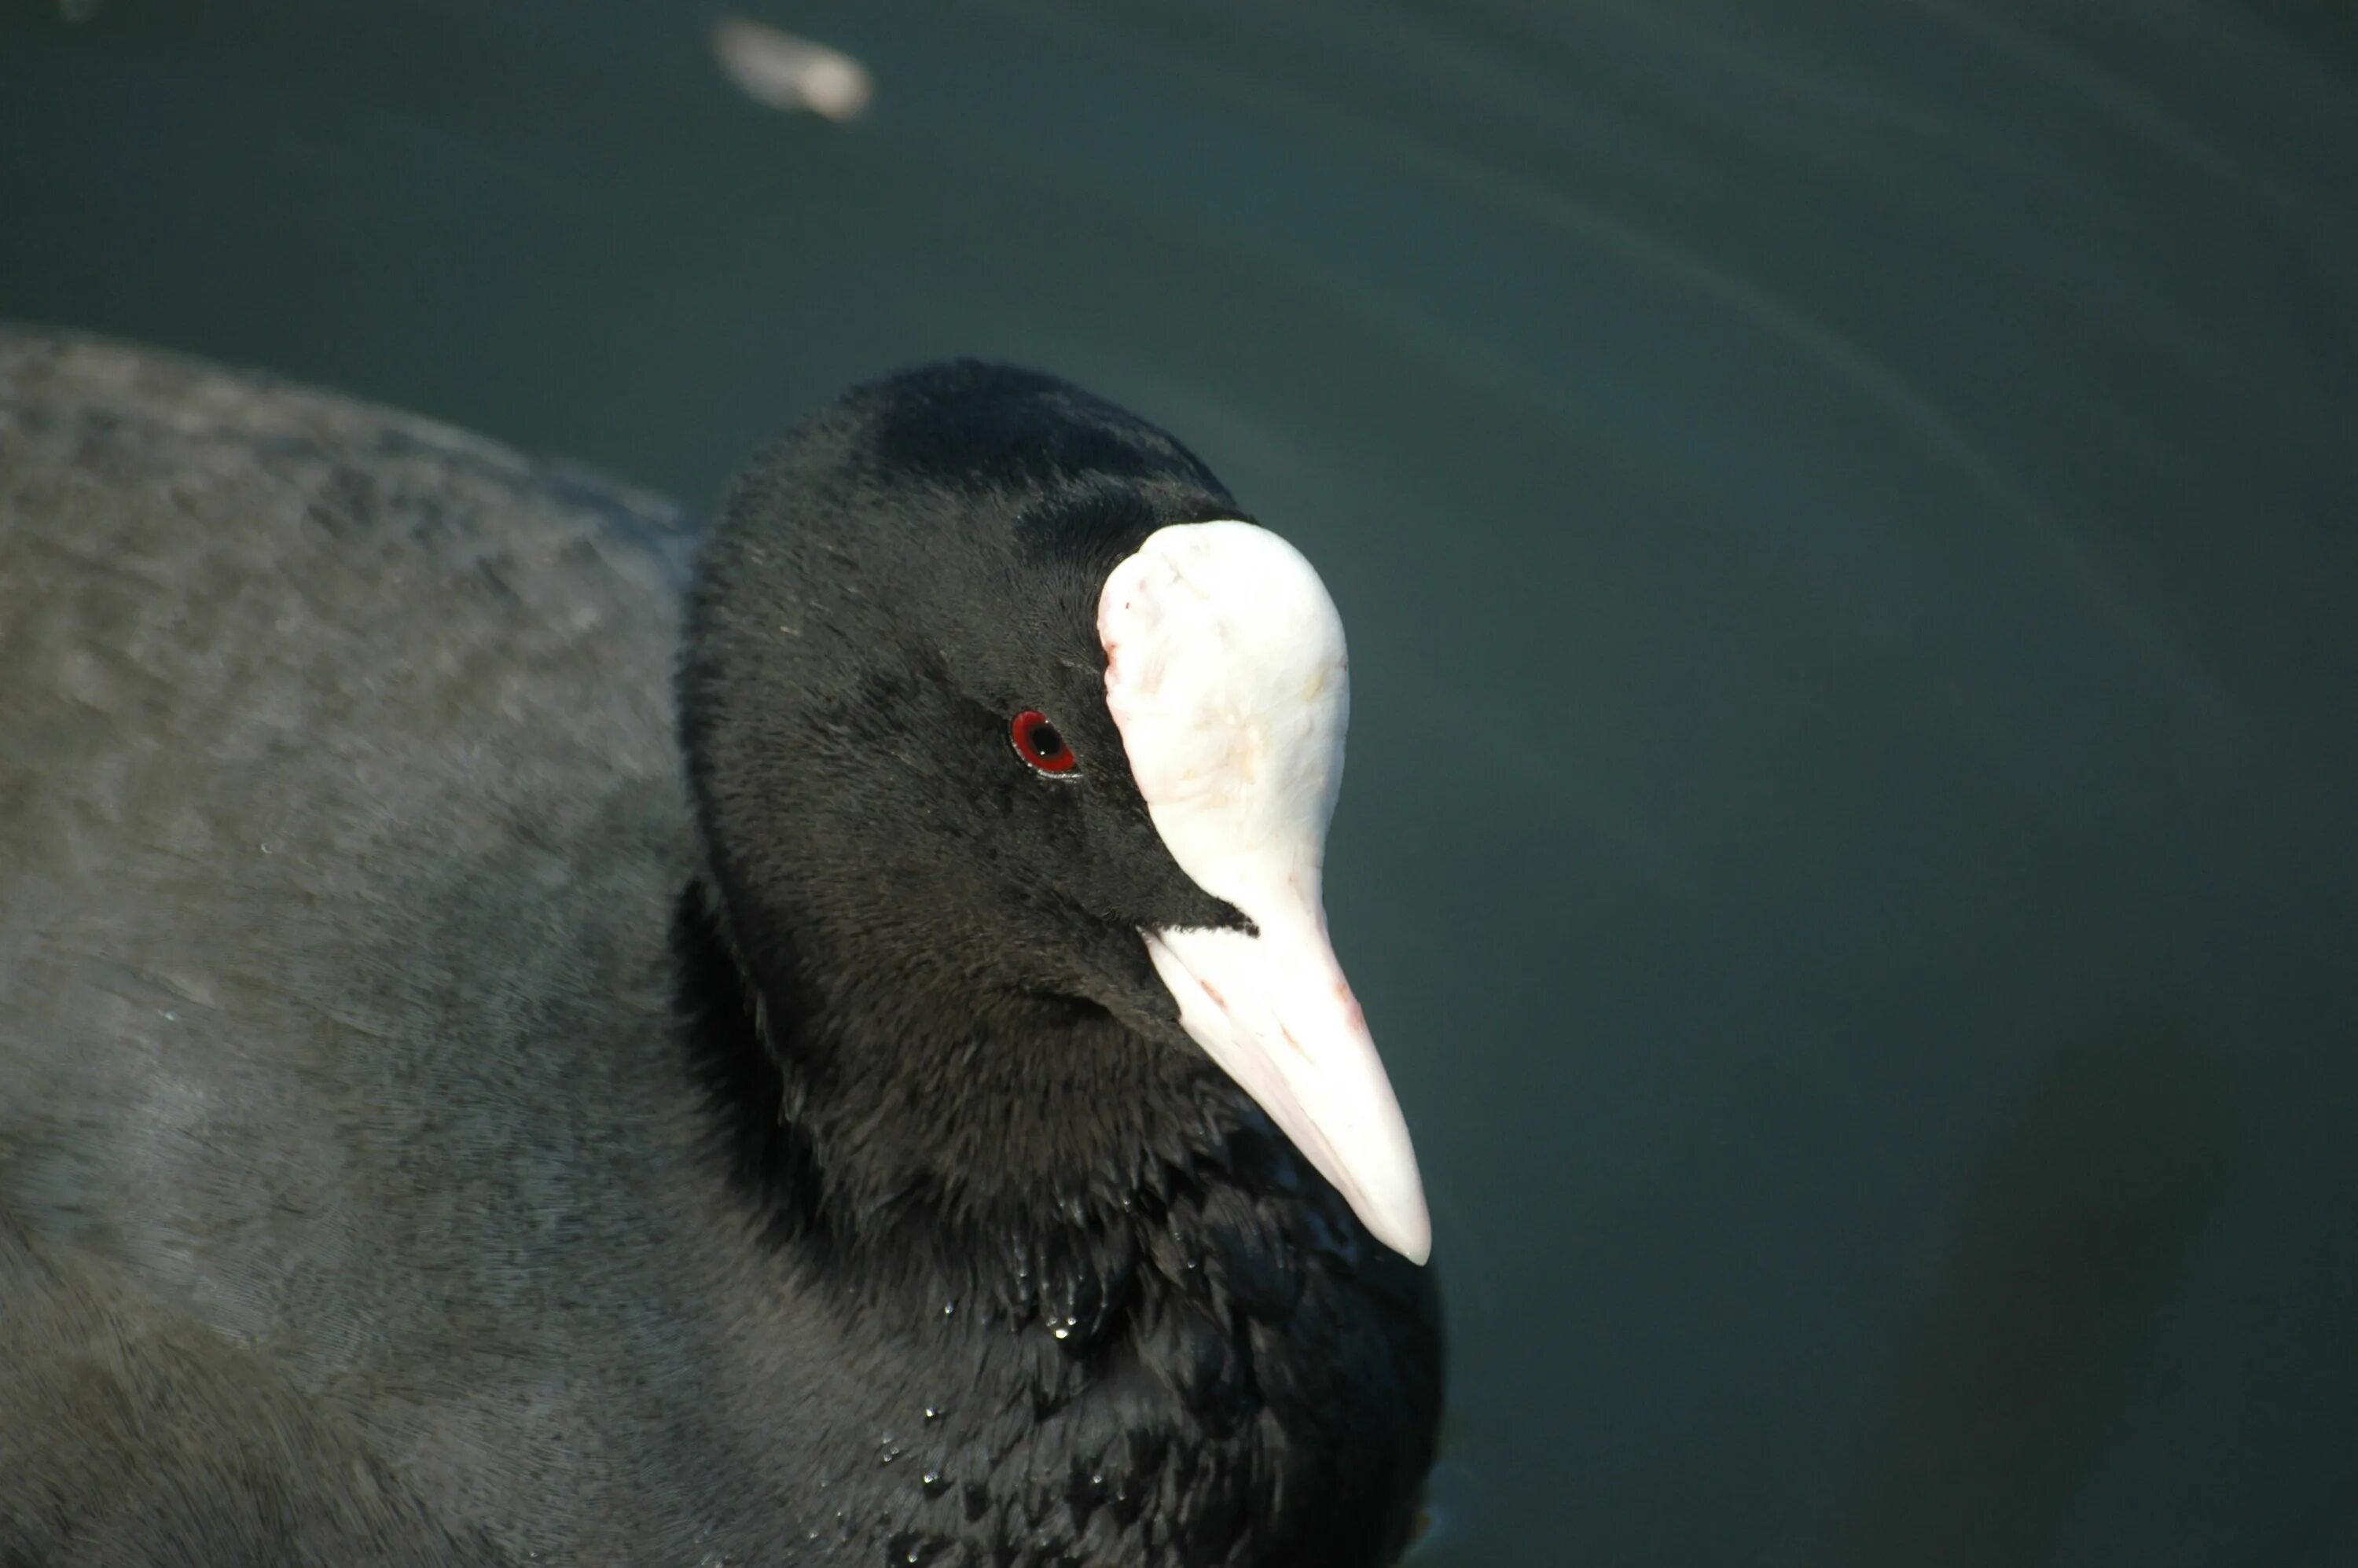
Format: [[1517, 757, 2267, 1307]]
[[669, 878, 1322, 1338]]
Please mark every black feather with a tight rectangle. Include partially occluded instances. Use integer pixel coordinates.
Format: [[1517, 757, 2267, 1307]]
[[0, 331, 1442, 1567]]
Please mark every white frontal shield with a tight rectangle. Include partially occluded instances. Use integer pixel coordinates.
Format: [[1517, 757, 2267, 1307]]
[[1100, 521, 1431, 1265]]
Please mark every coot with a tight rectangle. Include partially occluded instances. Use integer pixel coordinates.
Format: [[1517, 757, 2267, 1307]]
[[0, 330, 1442, 1566]]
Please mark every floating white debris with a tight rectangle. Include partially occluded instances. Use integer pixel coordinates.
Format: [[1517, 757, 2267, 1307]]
[[712, 17, 873, 123]]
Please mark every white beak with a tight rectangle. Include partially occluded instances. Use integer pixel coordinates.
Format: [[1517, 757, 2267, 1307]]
[[1100, 521, 1433, 1265]]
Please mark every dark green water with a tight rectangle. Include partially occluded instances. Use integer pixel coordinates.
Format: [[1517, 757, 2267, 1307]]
[[5, 2, 2356, 1563]]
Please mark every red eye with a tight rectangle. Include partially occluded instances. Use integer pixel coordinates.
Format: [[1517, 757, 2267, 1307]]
[[1010, 710, 1078, 775]]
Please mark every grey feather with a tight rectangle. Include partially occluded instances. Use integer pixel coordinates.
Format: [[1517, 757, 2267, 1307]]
[[0, 328, 762, 1562]]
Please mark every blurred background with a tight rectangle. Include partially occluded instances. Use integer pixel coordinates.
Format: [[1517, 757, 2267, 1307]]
[[4, 2, 2355, 1564]]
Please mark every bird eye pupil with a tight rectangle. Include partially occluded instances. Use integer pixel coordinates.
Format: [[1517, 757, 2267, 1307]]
[[1030, 721, 1062, 755]]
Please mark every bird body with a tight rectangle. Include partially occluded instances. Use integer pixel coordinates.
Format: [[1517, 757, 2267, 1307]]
[[0, 331, 1440, 1566]]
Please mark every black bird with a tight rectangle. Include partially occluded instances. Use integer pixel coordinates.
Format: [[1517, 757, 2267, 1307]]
[[0, 332, 1443, 1567]]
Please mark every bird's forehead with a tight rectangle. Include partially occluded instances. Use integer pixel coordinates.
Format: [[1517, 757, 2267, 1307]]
[[1097, 521, 1349, 902]]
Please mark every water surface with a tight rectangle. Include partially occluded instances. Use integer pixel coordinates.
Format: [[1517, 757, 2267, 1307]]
[[5, 3, 2355, 1562]]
